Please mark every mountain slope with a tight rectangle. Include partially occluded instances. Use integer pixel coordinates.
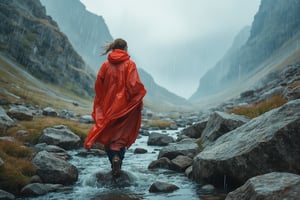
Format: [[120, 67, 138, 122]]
[[191, 0, 300, 103], [40, 0, 112, 73], [0, 0, 94, 98]]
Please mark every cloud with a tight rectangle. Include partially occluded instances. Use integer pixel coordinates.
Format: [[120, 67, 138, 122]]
[[80, 0, 260, 98]]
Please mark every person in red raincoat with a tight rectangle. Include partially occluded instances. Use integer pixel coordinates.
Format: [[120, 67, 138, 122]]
[[84, 38, 146, 176]]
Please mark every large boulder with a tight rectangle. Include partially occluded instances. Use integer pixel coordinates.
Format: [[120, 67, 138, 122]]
[[32, 151, 78, 185], [193, 99, 300, 188], [38, 125, 81, 150], [178, 119, 208, 140], [200, 111, 249, 147], [226, 172, 300, 200]]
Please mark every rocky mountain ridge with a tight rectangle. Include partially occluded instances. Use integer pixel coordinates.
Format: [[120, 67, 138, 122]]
[[0, 0, 94, 98], [191, 0, 300, 103]]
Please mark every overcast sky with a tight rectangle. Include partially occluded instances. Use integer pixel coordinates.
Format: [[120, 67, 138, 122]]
[[80, 0, 261, 98]]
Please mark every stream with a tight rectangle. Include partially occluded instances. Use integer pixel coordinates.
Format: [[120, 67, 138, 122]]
[[23, 129, 211, 200]]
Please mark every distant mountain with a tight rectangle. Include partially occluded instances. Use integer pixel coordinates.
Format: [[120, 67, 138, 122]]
[[191, 0, 300, 102], [40, 0, 112, 73], [41, 0, 191, 109], [0, 0, 94, 97]]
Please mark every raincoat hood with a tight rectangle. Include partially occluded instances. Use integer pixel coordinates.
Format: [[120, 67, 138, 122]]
[[108, 49, 130, 64]]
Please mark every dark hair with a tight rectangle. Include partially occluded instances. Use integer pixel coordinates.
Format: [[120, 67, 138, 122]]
[[101, 38, 128, 55]]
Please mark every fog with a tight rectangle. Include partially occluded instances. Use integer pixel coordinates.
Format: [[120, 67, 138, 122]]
[[80, 0, 260, 98]]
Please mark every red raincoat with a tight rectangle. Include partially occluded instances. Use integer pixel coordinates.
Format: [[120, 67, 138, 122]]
[[84, 49, 146, 150]]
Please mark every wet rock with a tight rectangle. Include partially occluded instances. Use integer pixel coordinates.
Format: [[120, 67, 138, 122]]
[[30, 175, 42, 183], [158, 139, 200, 160], [201, 184, 216, 194], [93, 191, 142, 200], [193, 99, 300, 188], [79, 115, 94, 124], [147, 132, 174, 146], [0, 158, 3, 167], [96, 170, 137, 188], [0, 189, 15, 200], [0, 107, 15, 132], [185, 166, 193, 178], [7, 105, 33, 121], [148, 157, 172, 170], [149, 181, 179, 193], [34, 143, 72, 160], [39, 125, 81, 150], [201, 111, 249, 147], [76, 149, 106, 157], [284, 84, 300, 100], [178, 119, 208, 140], [133, 148, 147, 154], [32, 151, 78, 185], [171, 155, 193, 172], [42, 107, 58, 117], [225, 172, 300, 200], [20, 183, 71, 197]]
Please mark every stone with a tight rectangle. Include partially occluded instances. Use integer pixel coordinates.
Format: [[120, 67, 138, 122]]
[[193, 99, 300, 188], [79, 115, 94, 124], [0, 189, 15, 200], [0, 107, 15, 132], [148, 157, 172, 170], [96, 170, 137, 188], [39, 125, 81, 150], [133, 148, 147, 154], [42, 107, 58, 117], [32, 151, 78, 185], [171, 155, 193, 172], [201, 111, 249, 147], [149, 181, 179, 193], [225, 172, 300, 200], [147, 132, 174, 146], [7, 105, 33, 121]]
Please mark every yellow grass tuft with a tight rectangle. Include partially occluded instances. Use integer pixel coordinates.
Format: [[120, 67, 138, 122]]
[[227, 94, 287, 119], [0, 141, 36, 194], [144, 119, 174, 129]]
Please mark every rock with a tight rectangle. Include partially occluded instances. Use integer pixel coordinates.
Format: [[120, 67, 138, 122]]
[[201, 184, 216, 194], [30, 175, 42, 183], [7, 105, 33, 121], [185, 166, 193, 178], [76, 149, 106, 157], [193, 99, 300, 188], [133, 148, 147, 154], [178, 119, 207, 140], [149, 181, 179, 193], [96, 170, 137, 188], [171, 155, 193, 172], [79, 115, 94, 124], [158, 139, 200, 160], [0, 107, 15, 132], [92, 192, 141, 200], [284, 84, 300, 100], [201, 111, 249, 147], [0, 189, 15, 200], [39, 125, 81, 150], [42, 107, 58, 117], [225, 172, 300, 200], [20, 183, 69, 197], [0, 158, 3, 167], [59, 109, 75, 119], [147, 132, 174, 146], [32, 151, 78, 185], [148, 157, 172, 170]]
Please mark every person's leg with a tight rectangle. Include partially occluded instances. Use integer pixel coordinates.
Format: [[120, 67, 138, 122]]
[[106, 147, 126, 176]]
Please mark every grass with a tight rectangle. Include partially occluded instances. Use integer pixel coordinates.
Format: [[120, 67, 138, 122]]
[[5, 116, 92, 145], [0, 140, 36, 194], [144, 119, 174, 129], [227, 94, 287, 118]]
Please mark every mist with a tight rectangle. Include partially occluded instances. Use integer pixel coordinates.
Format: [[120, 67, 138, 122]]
[[80, 0, 261, 98]]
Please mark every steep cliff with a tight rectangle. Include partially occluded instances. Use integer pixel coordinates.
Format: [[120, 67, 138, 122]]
[[191, 0, 300, 102], [0, 0, 94, 97], [40, 0, 112, 73]]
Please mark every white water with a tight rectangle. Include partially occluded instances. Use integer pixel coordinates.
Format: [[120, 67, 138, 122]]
[[24, 130, 201, 200]]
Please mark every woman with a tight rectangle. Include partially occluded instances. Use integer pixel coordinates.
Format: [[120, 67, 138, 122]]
[[84, 38, 146, 177]]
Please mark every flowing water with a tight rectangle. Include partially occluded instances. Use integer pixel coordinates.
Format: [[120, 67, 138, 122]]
[[23, 130, 212, 200]]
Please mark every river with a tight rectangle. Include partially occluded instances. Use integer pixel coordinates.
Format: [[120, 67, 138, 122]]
[[23, 129, 216, 200]]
